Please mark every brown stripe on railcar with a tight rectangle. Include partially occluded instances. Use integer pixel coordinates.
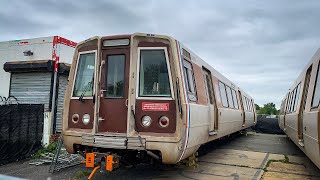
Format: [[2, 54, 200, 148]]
[[78, 41, 98, 52], [68, 100, 94, 129], [67, 40, 98, 129], [135, 100, 176, 133], [192, 63, 208, 105]]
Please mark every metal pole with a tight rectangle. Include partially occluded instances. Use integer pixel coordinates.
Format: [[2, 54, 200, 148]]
[[51, 36, 60, 135], [50, 71, 58, 134]]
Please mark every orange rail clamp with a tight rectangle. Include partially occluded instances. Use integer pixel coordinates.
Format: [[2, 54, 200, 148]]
[[106, 155, 113, 171], [86, 153, 95, 168]]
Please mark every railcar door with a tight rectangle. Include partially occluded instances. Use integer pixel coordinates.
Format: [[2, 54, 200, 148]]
[[299, 66, 312, 144], [238, 90, 245, 126], [203, 68, 216, 134], [98, 47, 130, 133]]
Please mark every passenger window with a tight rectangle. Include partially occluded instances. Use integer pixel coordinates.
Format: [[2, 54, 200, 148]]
[[284, 97, 288, 113], [287, 96, 291, 113], [287, 92, 292, 113], [219, 81, 228, 107], [295, 84, 301, 111], [312, 63, 320, 108], [139, 49, 171, 97], [183, 60, 197, 101], [291, 88, 297, 112], [289, 92, 293, 113], [243, 95, 247, 111], [226, 86, 234, 108], [105, 55, 125, 97], [232, 89, 239, 109]]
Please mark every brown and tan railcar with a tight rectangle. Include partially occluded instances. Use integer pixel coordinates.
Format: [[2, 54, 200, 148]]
[[62, 33, 256, 168], [279, 49, 320, 169]]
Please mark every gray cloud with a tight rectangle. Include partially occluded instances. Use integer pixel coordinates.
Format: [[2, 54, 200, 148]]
[[1, 0, 320, 108]]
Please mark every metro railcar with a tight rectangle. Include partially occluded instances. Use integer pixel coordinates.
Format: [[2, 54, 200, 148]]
[[62, 33, 256, 168], [279, 49, 320, 169]]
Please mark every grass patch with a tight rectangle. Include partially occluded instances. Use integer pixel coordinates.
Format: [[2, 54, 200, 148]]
[[263, 154, 290, 171], [31, 142, 57, 159]]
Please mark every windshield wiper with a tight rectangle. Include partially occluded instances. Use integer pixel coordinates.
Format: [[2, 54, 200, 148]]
[[79, 79, 93, 102]]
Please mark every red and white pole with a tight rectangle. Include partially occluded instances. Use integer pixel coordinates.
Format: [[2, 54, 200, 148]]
[[51, 36, 60, 134]]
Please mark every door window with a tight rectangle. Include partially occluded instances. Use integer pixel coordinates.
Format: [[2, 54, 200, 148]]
[[203, 70, 214, 104], [312, 63, 320, 108], [105, 55, 125, 97], [302, 67, 312, 111]]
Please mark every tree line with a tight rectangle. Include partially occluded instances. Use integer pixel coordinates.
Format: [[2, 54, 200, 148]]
[[255, 102, 279, 115]]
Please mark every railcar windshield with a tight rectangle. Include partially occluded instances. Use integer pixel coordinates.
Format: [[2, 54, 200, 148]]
[[73, 52, 95, 97], [138, 49, 171, 97]]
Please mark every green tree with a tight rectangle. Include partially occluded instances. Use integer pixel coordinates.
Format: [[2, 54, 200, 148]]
[[258, 102, 278, 115], [255, 104, 260, 111]]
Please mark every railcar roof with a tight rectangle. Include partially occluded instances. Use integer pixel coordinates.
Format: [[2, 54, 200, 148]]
[[288, 48, 320, 91], [78, 33, 254, 99]]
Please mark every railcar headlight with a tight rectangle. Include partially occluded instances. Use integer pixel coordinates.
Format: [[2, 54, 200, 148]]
[[159, 116, 169, 127], [72, 114, 79, 123], [82, 114, 90, 125], [141, 116, 152, 127]]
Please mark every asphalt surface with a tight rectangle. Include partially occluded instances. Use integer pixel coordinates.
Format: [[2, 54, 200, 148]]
[[0, 132, 318, 180]]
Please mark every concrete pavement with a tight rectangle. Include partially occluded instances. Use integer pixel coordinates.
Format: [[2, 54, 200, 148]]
[[0, 132, 319, 180]]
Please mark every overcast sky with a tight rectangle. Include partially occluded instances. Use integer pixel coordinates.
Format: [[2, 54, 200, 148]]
[[1, 0, 320, 108]]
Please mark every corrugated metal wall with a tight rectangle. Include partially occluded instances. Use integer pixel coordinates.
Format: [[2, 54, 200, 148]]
[[56, 75, 68, 132], [10, 73, 52, 111]]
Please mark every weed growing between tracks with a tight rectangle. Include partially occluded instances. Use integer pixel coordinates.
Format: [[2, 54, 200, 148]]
[[263, 155, 293, 172]]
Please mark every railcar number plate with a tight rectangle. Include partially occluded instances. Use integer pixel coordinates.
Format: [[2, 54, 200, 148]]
[[142, 102, 169, 111]]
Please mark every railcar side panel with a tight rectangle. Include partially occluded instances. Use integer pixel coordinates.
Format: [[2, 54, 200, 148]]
[[216, 108, 243, 137], [285, 113, 299, 143], [279, 48, 320, 169], [192, 62, 208, 105], [303, 112, 320, 168], [187, 104, 210, 148], [245, 112, 255, 127]]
